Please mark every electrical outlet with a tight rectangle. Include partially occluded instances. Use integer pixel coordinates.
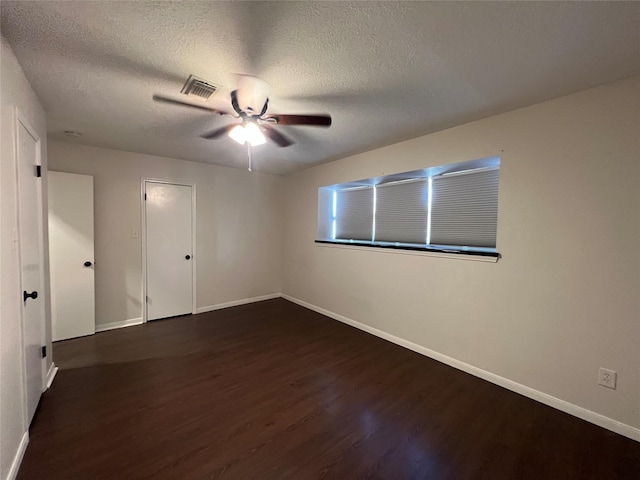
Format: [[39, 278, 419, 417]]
[[598, 368, 617, 389]]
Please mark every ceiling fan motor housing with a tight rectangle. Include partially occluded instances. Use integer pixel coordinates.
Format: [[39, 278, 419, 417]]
[[236, 75, 270, 114]]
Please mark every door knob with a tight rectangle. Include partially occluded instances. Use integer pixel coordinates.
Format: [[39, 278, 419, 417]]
[[84, 261, 93, 267], [185, 255, 191, 260], [23, 291, 38, 302]]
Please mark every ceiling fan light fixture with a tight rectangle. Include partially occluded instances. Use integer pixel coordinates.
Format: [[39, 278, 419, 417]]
[[244, 122, 266, 146], [228, 122, 266, 146], [229, 124, 247, 145]]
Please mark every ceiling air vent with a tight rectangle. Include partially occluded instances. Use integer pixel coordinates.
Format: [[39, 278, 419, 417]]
[[180, 74, 219, 101]]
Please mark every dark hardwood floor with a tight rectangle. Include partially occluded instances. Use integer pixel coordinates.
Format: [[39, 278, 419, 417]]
[[19, 299, 640, 479]]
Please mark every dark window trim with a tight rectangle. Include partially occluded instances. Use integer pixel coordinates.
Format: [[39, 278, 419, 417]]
[[315, 240, 500, 259]]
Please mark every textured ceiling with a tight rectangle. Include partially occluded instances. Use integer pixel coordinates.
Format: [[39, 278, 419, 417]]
[[2, 1, 639, 174]]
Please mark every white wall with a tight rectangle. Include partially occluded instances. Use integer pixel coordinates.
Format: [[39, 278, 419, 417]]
[[0, 37, 50, 479], [47, 141, 283, 329], [282, 76, 640, 436]]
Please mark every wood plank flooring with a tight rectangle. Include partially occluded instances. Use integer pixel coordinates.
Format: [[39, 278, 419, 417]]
[[18, 299, 640, 479]]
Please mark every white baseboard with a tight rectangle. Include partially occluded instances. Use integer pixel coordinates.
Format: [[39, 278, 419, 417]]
[[45, 363, 58, 389], [281, 294, 640, 443], [7, 431, 29, 480], [95, 317, 143, 333], [95, 295, 282, 332], [195, 293, 281, 314]]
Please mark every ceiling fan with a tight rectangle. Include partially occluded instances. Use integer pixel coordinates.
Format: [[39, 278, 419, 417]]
[[152, 75, 331, 148]]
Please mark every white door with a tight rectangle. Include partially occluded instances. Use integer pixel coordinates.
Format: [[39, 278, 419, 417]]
[[48, 171, 95, 341], [145, 181, 194, 321], [16, 113, 45, 425]]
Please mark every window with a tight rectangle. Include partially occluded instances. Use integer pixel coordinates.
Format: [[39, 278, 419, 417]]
[[317, 156, 500, 257], [375, 179, 428, 244], [335, 186, 374, 241], [430, 168, 499, 248]]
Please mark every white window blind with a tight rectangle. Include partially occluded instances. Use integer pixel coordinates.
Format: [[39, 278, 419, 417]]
[[375, 179, 428, 244], [335, 187, 374, 241], [430, 168, 500, 248]]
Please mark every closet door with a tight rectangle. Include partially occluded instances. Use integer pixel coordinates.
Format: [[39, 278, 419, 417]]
[[49, 171, 96, 341], [145, 181, 194, 321]]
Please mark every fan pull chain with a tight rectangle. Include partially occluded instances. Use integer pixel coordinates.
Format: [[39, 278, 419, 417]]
[[247, 143, 252, 172]]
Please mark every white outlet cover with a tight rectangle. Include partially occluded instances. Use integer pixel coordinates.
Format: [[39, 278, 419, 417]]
[[598, 368, 617, 389]]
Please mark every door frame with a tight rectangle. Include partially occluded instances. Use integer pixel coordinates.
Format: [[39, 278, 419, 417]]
[[14, 107, 47, 421], [141, 178, 196, 323]]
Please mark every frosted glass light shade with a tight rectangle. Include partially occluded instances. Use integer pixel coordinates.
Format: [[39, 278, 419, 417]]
[[228, 123, 266, 146], [244, 122, 266, 146], [229, 125, 246, 145]]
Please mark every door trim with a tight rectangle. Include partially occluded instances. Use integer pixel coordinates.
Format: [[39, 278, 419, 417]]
[[141, 178, 196, 323], [14, 107, 47, 427]]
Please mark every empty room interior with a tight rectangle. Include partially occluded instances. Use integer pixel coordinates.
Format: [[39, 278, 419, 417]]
[[1, 1, 640, 479]]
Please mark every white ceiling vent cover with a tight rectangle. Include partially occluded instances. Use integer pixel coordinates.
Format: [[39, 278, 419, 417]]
[[181, 75, 219, 101]]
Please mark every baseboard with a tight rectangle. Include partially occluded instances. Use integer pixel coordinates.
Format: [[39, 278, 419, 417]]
[[95, 317, 143, 333], [45, 363, 58, 389], [195, 293, 282, 314], [281, 294, 640, 443], [94, 295, 282, 332], [7, 431, 29, 480]]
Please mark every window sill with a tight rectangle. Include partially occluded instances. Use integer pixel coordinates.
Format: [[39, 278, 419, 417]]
[[314, 240, 500, 263]]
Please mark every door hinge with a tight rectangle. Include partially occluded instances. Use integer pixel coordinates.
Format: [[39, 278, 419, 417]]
[[36, 165, 42, 177], [144, 193, 147, 201], [41, 345, 47, 358], [146, 295, 149, 303]]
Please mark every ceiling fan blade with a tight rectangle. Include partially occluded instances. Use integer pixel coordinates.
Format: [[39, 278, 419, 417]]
[[263, 114, 332, 127], [262, 125, 294, 147], [153, 95, 229, 115], [200, 124, 237, 140]]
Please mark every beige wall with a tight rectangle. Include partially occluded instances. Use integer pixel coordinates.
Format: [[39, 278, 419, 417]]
[[47, 141, 283, 329], [282, 76, 640, 432], [1, 37, 51, 479]]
